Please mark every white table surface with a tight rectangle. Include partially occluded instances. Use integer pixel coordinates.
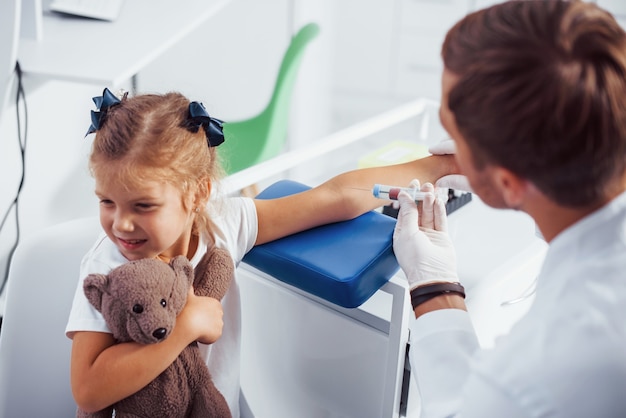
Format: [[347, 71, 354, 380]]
[[19, 0, 229, 85]]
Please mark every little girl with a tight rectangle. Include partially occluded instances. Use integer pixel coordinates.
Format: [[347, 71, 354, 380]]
[[65, 88, 456, 416]]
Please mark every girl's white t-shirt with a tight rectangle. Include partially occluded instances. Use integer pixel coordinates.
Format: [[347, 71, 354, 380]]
[[65, 196, 258, 417]]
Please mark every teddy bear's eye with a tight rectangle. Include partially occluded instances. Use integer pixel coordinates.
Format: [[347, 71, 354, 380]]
[[160, 299, 167, 308], [132, 304, 144, 314]]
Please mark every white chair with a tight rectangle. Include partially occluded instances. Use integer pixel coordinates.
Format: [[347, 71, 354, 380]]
[[0, 216, 101, 418]]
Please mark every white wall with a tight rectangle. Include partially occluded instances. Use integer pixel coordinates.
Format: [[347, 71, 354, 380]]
[[0, 80, 102, 303], [137, 0, 333, 147]]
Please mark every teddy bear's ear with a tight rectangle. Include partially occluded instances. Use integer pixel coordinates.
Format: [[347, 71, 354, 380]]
[[169, 256, 193, 312], [170, 256, 194, 286], [83, 274, 109, 311]]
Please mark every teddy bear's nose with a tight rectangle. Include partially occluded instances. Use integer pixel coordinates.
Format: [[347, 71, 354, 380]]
[[152, 328, 167, 340]]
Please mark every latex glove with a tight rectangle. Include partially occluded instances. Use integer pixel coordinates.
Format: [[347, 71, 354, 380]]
[[428, 139, 473, 192], [393, 181, 459, 290]]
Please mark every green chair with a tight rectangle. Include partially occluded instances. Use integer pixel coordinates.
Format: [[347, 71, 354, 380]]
[[221, 23, 320, 175]]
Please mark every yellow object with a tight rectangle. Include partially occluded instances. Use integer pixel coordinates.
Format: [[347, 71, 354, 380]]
[[358, 140, 430, 168]]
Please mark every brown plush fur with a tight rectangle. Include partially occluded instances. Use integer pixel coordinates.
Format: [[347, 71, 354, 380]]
[[77, 248, 234, 418]]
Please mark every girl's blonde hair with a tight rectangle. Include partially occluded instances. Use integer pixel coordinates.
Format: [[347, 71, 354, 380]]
[[89, 91, 224, 236]]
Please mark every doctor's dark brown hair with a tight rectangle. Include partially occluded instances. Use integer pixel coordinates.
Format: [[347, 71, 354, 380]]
[[442, 0, 626, 207], [89, 92, 224, 235]]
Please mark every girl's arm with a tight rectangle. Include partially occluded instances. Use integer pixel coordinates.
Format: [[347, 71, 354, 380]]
[[254, 154, 457, 244], [70, 290, 223, 413]]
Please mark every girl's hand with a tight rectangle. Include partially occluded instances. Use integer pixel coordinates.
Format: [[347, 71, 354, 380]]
[[178, 287, 224, 345], [71, 286, 223, 412]]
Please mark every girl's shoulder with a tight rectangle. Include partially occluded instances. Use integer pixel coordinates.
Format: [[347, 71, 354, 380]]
[[205, 196, 258, 264]]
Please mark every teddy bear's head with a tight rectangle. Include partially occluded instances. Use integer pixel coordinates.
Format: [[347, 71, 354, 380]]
[[83, 256, 193, 344]]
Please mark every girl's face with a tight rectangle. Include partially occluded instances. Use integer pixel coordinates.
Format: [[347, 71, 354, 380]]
[[95, 173, 196, 262]]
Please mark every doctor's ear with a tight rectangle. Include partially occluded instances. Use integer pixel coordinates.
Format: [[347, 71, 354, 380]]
[[493, 167, 528, 207]]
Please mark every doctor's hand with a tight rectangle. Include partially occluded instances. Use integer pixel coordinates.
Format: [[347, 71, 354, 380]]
[[393, 181, 459, 290], [428, 139, 473, 192]]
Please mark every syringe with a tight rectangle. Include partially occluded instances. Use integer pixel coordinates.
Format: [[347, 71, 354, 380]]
[[372, 184, 448, 203]]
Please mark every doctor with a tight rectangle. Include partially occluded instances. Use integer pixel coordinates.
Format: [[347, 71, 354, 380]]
[[394, 1, 626, 417]]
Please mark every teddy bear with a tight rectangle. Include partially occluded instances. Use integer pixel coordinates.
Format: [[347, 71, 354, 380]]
[[77, 247, 235, 418]]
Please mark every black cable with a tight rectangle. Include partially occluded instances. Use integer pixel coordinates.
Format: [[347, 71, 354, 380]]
[[0, 62, 27, 296]]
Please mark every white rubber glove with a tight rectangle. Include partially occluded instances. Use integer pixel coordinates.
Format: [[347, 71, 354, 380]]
[[393, 181, 459, 290], [428, 139, 473, 192]]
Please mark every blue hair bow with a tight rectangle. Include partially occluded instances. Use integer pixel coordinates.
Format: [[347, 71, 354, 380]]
[[85, 88, 126, 136], [187, 101, 225, 147]]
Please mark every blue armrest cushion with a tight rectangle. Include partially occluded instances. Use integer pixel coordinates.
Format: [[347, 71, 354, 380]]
[[243, 180, 399, 308]]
